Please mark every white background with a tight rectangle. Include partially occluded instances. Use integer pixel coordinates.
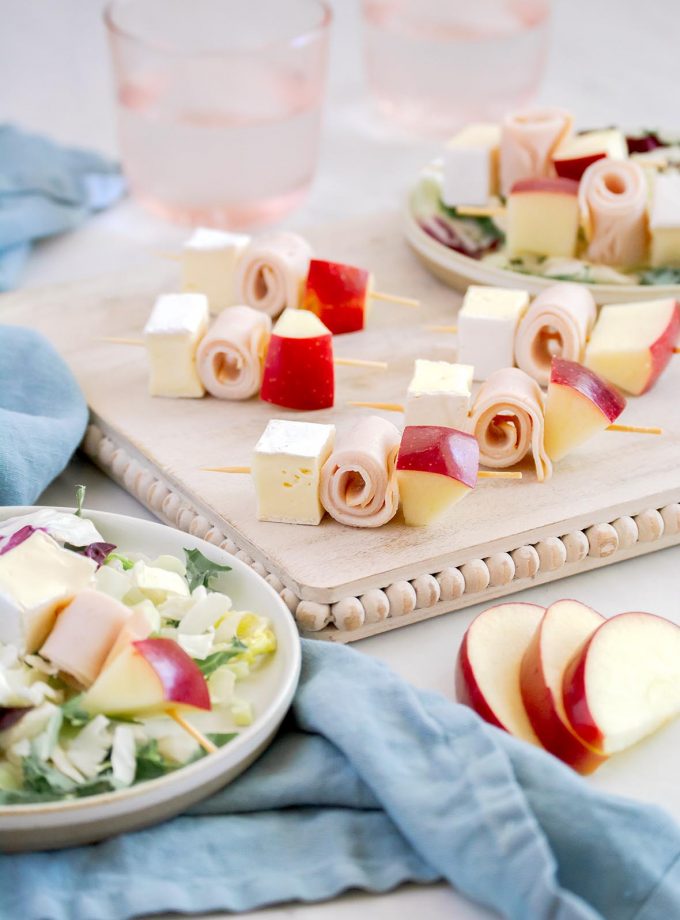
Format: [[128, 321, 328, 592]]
[[2, 1, 680, 917]]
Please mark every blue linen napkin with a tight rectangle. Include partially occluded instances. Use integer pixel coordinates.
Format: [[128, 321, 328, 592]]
[[2, 639, 679, 920], [0, 325, 88, 504], [0, 125, 126, 290]]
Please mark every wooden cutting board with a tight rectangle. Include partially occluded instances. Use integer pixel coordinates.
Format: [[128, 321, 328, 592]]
[[2, 211, 679, 642]]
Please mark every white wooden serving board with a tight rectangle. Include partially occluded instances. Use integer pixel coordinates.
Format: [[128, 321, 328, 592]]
[[2, 211, 679, 642]]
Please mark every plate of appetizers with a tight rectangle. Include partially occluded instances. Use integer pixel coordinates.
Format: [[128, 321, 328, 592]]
[[405, 108, 680, 304], [0, 500, 300, 851]]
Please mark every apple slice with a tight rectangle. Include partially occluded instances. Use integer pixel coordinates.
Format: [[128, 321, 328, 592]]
[[455, 602, 545, 745], [260, 308, 335, 410], [302, 259, 373, 335], [544, 358, 626, 461], [563, 612, 680, 754], [584, 298, 679, 395], [83, 637, 210, 716], [396, 426, 478, 526], [552, 129, 627, 181], [520, 600, 607, 773], [506, 178, 580, 259]]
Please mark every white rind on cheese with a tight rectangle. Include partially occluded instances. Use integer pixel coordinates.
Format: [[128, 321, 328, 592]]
[[182, 228, 251, 314], [442, 123, 500, 208], [457, 286, 529, 381], [253, 420, 336, 525], [405, 360, 473, 429], [0, 531, 97, 652], [144, 293, 210, 398]]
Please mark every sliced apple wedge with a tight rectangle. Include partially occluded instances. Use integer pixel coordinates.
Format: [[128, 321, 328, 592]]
[[544, 358, 626, 461], [520, 599, 607, 773], [455, 602, 545, 745], [83, 637, 211, 717], [563, 612, 680, 755]]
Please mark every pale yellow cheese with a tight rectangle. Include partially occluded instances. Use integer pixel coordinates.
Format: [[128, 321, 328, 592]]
[[144, 293, 210, 398], [253, 420, 336, 525], [182, 228, 251, 314]]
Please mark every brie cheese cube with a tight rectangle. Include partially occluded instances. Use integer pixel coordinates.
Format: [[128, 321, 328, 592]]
[[0, 531, 96, 652], [457, 286, 530, 381], [442, 123, 501, 207], [506, 178, 580, 258], [182, 228, 251, 315], [405, 360, 473, 430], [650, 173, 680, 267], [253, 419, 335, 525], [144, 293, 210, 398]]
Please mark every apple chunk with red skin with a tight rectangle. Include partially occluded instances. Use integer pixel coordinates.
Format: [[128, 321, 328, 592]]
[[544, 358, 626, 461], [563, 612, 680, 755], [455, 602, 545, 746], [584, 298, 679, 395], [396, 426, 478, 526], [520, 599, 607, 773], [302, 259, 373, 335], [552, 128, 627, 181], [82, 637, 211, 717], [260, 308, 335, 411]]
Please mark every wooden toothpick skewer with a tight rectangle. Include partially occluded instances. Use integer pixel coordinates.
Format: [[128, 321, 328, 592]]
[[168, 709, 217, 755], [370, 291, 420, 308], [674, 347, 680, 354], [334, 357, 388, 370], [606, 424, 663, 435], [202, 465, 250, 473], [348, 401, 404, 412], [156, 250, 182, 262], [425, 324, 458, 334], [456, 205, 506, 218], [478, 471, 523, 480]]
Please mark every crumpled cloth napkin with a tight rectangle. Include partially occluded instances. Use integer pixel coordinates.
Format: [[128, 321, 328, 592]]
[[0, 124, 125, 290], [2, 639, 679, 920], [0, 325, 88, 504]]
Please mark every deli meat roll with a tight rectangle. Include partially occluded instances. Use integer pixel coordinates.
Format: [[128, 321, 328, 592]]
[[500, 108, 573, 196], [196, 305, 271, 400], [470, 367, 552, 482], [579, 159, 648, 267], [320, 416, 400, 528], [235, 232, 312, 318], [514, 283, 596, 387]]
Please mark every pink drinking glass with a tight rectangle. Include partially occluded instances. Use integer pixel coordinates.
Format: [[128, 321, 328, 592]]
[[105, 0, 332, 228], [362, 0, 550, 135]]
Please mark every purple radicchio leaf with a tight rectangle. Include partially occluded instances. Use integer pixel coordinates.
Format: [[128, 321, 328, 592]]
[[0, 706, 33, 731], [64, 541, 117, 568], [0, 525, 46, 556]]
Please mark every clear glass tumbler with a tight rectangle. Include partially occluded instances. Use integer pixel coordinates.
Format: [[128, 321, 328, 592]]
[[105, 0, 332, 227], [362, 0, 550, 135]]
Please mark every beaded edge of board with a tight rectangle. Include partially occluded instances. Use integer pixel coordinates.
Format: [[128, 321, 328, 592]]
[[83, 423, 680, 637]]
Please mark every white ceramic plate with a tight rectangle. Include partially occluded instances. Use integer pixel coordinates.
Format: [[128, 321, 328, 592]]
[[404, 188, 680, 306], [0, 507, 301, 852]]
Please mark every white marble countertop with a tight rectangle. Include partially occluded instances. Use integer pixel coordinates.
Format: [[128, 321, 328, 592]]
[[4, 1, 680, 916]]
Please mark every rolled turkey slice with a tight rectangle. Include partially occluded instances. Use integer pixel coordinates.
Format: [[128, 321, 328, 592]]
[[235, 232, 312, 319], [320, 416, 400, 528], [470, 367, 552, 482], [500, 108, 573, 196], [39, 589, 131, 687], [196, 305, 271, 400], [579, 159, 648, 267], [514, 283, 597, 387]]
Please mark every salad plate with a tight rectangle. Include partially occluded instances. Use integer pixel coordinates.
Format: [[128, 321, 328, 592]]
[[0, 506, 301, 852], [405, 157, 680, 306]]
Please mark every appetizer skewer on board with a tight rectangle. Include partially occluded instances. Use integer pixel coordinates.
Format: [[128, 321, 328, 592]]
[[171, 227, 419, 329], [203, 418, 521, 529]]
